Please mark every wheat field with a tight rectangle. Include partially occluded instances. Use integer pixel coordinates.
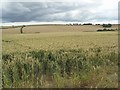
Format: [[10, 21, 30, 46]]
[[2, 24, 118, 34], [2, 25, 118, 88]]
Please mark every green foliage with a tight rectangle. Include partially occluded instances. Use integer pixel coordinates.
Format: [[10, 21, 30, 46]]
[[102, 24, 112, 28], [97, 28, 116, 32], [2, 47, 118, 88]]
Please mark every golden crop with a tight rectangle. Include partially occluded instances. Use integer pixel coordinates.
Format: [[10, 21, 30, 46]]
[[2, 26, 118, 88]]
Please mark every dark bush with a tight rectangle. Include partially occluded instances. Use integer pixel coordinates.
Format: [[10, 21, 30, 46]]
[[102, 24, 112, 28], [83, 23, 92, 25]]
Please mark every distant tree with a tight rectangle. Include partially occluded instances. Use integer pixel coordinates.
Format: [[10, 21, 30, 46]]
[[73, 23, 78, 25], [83, 23, 92, 25], [20, 25, 25, 34], [102, 24, 112, 28], [95, 24, 100, 25]]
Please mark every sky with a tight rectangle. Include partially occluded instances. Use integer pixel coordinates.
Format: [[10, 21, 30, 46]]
[[0, 0, 119, 25]]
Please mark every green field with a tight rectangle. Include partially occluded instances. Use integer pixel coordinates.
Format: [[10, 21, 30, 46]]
[[2, 27, 118, 88]]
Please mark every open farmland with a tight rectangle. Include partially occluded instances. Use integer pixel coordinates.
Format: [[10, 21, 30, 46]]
[[2, 32, 118, 54], [2, 24, 118, 34], [2, 25, 118, 88]]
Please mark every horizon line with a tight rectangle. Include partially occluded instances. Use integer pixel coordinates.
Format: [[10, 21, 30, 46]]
[[0, 21, 118, 26]]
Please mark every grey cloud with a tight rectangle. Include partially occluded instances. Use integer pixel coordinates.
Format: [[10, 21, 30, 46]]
[[1, 1, 118, 23]]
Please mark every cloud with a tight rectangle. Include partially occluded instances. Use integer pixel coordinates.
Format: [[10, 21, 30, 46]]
[[1, 0, 119, 23]]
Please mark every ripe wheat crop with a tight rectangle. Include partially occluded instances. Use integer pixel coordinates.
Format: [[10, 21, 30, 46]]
[[2, 30, 118, 88]]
